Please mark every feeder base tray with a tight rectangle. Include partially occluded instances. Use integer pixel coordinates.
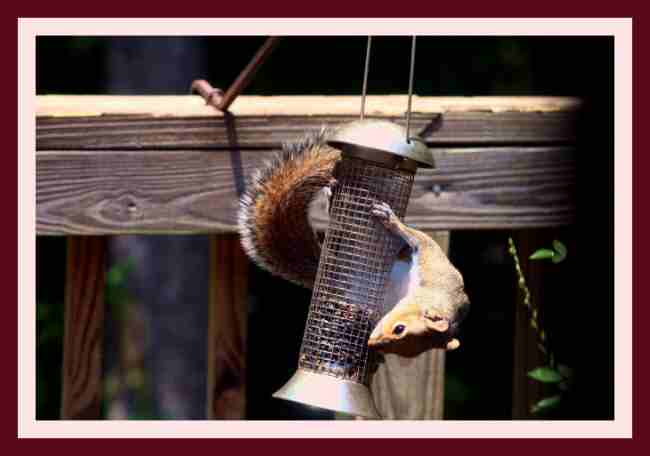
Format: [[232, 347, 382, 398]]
[[273, 369, 380, 419]]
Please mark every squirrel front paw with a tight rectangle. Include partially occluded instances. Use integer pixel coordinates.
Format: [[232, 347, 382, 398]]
[[371, 202, 399, 229], [323, 178, 338, 214]]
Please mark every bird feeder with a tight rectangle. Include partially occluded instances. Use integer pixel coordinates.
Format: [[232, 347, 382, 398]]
[[273, 119, 434, 418]]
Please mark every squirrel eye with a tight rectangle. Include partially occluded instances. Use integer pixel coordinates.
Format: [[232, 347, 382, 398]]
[[392, 324, 406, 335]]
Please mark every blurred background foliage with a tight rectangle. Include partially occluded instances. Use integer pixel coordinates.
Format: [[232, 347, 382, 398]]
[[36, 36, 613, 420], [36, 36, 610, 96]]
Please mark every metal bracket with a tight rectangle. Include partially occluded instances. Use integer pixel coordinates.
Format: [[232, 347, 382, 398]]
[[191, 37, 282, 111]]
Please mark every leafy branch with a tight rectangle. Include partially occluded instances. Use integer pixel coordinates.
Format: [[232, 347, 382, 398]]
[[507, 237, 573, 416]]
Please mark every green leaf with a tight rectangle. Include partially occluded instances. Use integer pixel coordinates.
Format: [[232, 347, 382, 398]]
[[122, 257, 136, 275], [552, 240, 567, 263], [527, 366, 563, 383], [106, 266, 124, 288], [531, 395, 562, 414], [530, 249, 555, 260], [106, 258, 136, 288]]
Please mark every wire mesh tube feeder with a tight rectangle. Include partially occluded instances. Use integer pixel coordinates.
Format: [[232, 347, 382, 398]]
[[272, 36, 432, 418], [273, 119, 434, 418]]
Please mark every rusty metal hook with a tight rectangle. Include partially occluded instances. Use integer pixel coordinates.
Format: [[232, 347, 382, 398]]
[[191, 36, 282, 112]]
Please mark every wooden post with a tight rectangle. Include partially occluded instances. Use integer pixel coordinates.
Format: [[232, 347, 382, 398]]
[[207, 234, 248, 419], [367, 232, 449, 420], [61, 236, 106, 419]]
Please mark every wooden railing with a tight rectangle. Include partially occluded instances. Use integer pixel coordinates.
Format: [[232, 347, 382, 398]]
[[36, 95, 580, 419]]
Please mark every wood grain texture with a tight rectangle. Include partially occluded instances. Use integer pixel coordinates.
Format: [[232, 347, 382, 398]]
[[36, 112, 577, 150], [61, 236, 106, 419], [36, 95, 582, 118], [37, 147, 575, 235], [207, 234, 248, 419], [367, 232, 449, 420]]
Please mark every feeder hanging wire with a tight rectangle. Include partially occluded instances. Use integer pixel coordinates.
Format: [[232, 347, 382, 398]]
[[360, 36, 372, 120], [359, 36, 417, 140], [406, 35, 417, 144]]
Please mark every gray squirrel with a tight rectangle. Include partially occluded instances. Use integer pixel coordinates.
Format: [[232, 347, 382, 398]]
[[238, 129, 469, 357]]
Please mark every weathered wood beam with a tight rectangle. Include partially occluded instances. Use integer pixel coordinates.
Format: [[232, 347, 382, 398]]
[[36, 95, 581, 118], [61, 236, 106, 419], [207, 234, 248, 419], [36, 147, 575, 235], [36, 96, 580, 149], [36, 95, 581, 117], [36, 112, 576, 150]]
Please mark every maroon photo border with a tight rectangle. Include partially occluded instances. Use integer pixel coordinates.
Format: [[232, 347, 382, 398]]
[[2, 4, 644, 454]]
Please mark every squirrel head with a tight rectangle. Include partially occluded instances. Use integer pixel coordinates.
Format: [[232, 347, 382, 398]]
[[367, 299, 464, 358]]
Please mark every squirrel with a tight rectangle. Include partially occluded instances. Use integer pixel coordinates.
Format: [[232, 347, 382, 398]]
[[238, 128, 469, 357]]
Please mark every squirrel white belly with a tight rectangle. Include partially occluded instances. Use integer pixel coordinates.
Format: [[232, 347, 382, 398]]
[[238, 129, 469, 357]]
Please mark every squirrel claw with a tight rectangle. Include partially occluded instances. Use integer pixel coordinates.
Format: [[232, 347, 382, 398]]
[[322, 186, 333, 200], [371, 202, 398, 226]]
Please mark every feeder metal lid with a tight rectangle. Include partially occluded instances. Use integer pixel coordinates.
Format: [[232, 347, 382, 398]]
[[327, 119, 434, 168]]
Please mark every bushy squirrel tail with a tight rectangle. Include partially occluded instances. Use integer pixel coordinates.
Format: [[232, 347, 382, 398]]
[[238, 129, 340, 288]]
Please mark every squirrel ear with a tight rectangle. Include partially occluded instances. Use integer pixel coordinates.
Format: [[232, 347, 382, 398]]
[[424, 317, 449, 333]]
